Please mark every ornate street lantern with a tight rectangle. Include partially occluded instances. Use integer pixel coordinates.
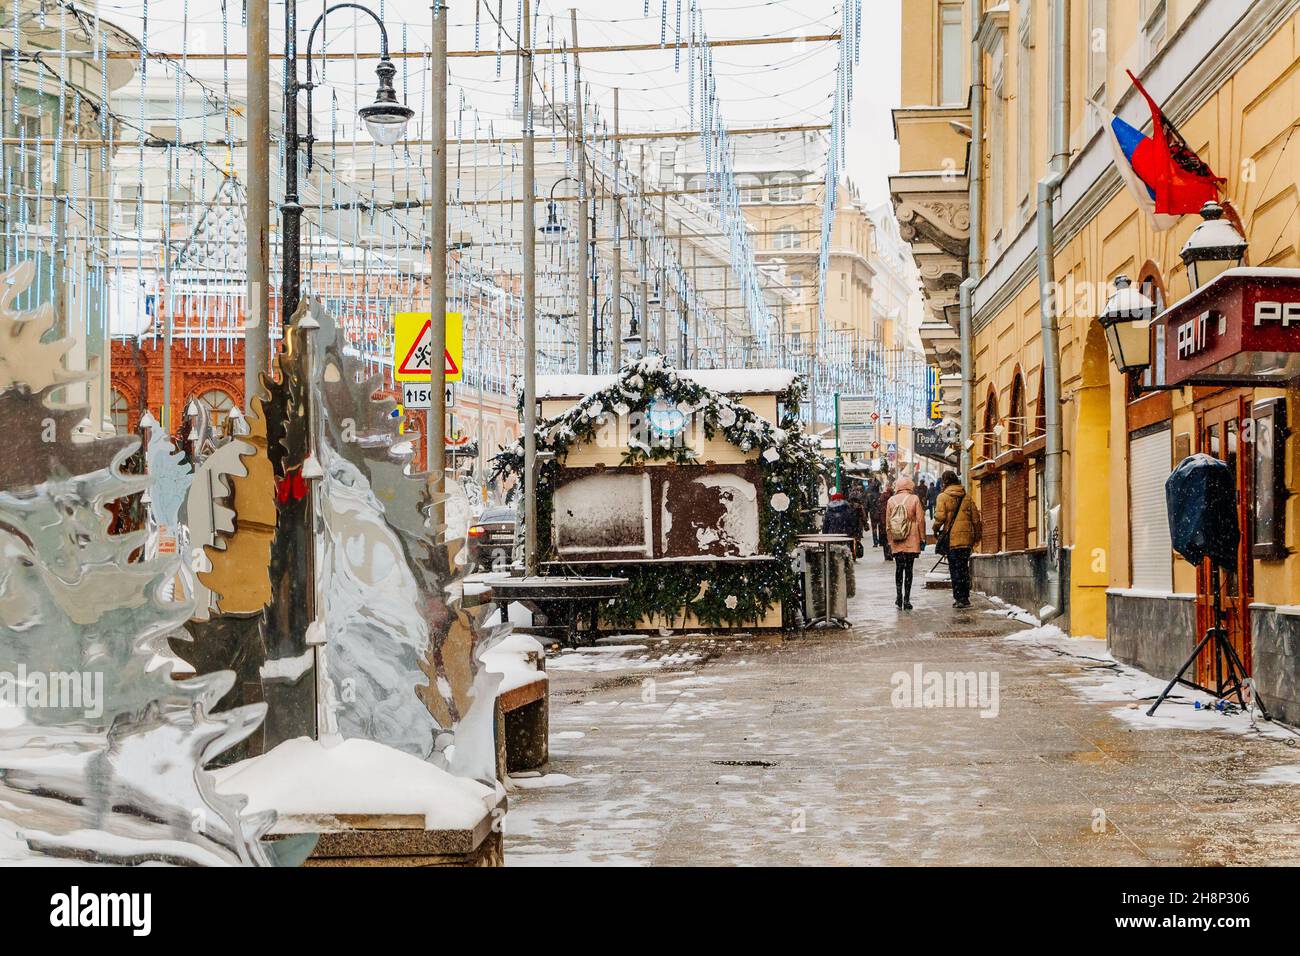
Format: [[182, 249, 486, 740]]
[[1179, 201, 1247, 291], [358, 56, 414, 146], [1099, 275, 1156, 373], [622, 316, 644, 360]]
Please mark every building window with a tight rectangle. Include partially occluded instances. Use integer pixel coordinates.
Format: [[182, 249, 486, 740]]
[[988, 35, 1007, 251], [1141, 0, 1167, 65], [110, 389, 132, 435], [773, 225, 801, 250], [982, 387, 1000, 461], [16, 112, 42, 194], [737, 174, 763, 203], [1015, 3, 1034, 218], [1086, 0, 1109, 106], [192, 388, 237, 438], [939, 2, 964, 106], [1007, 371, 1026, 447], [658, 149, 676, 185], [769, 174, 800, 202], [116, 180, 143, 229]]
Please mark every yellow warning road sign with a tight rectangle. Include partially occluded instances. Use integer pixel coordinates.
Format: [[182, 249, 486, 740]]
[[393, 311, 463, 383]]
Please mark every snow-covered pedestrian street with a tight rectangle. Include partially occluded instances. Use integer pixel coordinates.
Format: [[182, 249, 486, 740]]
[[504, 555, 1300, 866]]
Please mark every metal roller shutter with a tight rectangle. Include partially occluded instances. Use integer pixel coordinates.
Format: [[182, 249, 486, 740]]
[[1129, 428, 1173, 592]]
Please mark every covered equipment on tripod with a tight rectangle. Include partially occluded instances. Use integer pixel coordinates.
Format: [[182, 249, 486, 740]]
[[1165, 453, 1239, 568], [1146, 451, 1269, 721]]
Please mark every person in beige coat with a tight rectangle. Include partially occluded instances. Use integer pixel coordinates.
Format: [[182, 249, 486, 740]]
[[885, 475, 926, 609]]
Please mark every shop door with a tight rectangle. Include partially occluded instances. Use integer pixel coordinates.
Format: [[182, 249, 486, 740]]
[[1194, 393, 1253, 683]]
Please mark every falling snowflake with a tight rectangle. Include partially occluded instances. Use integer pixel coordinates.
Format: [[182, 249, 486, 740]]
[[771, 492, 791, 512]]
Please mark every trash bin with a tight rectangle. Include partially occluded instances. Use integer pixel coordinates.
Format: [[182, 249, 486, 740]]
[[800, 542, 852, 624]]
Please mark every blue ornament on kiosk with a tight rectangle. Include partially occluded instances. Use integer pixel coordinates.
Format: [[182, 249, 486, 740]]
[[648, 398, 688, 436]]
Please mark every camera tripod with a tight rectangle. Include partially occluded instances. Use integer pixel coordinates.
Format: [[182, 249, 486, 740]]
[[1146, 562, 1270, 720]]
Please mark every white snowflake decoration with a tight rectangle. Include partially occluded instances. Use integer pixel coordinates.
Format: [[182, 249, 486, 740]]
[[771, 492, 791, 512], [724, 594, 739, 610]]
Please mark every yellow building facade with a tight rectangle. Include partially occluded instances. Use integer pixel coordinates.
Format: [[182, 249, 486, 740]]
[[894, 0, 1300, 722]]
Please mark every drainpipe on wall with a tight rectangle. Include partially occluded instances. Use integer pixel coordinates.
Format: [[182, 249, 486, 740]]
[[960, 0, 984, 481], [1035, 0, 1069, 622]]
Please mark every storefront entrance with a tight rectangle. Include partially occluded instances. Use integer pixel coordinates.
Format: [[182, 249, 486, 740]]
[[1193, 390, 1254, 683]]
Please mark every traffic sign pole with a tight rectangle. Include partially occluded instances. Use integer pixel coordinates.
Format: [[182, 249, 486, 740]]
[[429, 1, 448, 515]]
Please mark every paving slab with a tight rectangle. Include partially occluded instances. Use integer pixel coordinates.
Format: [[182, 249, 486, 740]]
[[504, 551, 1300, 866]]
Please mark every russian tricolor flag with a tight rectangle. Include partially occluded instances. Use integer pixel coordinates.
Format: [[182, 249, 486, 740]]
[[1095, 72, 1224, 231]]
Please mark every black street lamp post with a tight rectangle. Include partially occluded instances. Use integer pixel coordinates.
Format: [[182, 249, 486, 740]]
[[280, 0, 412, 323]]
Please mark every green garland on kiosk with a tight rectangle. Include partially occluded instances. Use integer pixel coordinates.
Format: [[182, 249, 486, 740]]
[[492, 356, 825, 628]]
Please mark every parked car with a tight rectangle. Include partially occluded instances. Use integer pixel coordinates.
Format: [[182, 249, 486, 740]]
[[466, 505, 518, 571]]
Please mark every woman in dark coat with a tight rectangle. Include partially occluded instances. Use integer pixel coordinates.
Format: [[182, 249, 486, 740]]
[[864, 477, 882, 548], [874, 480, 894, 561]]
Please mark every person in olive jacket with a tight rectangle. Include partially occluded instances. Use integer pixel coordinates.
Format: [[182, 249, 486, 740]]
[[932, 470, 982, 609]]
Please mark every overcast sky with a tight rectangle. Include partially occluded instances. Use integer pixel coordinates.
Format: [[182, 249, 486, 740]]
[[100, 0, 901, 204]]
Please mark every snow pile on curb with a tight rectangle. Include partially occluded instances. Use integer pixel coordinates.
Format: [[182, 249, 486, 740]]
[[983, 594, 1051, 628], [213, 736, 499, 831], [547, 643, 703, 673], [507, 771, 577, 790], [990, 599, 1299, 747]]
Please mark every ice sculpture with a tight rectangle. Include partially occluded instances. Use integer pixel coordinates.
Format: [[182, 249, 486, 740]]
[[178, 298, 504, 785], [308, 300, 505, 780], [0, 262, 293, 865]]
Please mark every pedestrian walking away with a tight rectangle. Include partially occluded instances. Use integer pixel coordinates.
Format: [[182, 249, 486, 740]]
[[874, 480, 894, 560], [885, 475, 925, 609], [932, 470, 982, 608], [822, 491, 862, 540], [846, 479, 870, 558], [864, 477, 882, 548]]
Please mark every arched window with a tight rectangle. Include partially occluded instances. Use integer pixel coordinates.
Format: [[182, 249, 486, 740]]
[[770, 174, 800, 202], [1005, 369, 1029, 551], [982, 386, 1000, 461], [1007, 370, 1026, 448], [980, 386, 1004, 554], [1035, 366, 1046, 440], [773, 225, 801, 250], [1129, 264, 1168, 400], [110, 388, 132, 435], [193, 388, 236, 438]]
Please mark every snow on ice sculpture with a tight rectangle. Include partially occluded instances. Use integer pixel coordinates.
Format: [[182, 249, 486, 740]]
[[0, 262, 294, 865], [305, 299, 505, 783]]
